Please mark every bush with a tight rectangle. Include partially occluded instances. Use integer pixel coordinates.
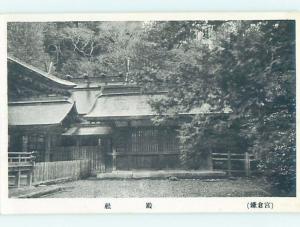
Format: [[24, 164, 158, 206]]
[[257, 128, 296, 196]]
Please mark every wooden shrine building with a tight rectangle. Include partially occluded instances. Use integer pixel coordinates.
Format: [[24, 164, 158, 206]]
[[9, 56, 245, 179], [66, 85, 216, 171], [8, 56, 78, 162]]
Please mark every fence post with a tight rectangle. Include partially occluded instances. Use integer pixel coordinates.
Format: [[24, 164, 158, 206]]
[[27, 170, 33, 186], [245, 152, 250, 177], [15, 170, 21, 188], [227, 150, 232, 176], [207, 151, 213, 171]]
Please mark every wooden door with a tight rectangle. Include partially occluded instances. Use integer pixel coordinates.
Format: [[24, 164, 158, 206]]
[[113, 127, 181, 170]]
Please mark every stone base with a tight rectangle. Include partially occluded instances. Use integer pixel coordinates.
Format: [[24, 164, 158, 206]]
[[96, 170, 226, 179]]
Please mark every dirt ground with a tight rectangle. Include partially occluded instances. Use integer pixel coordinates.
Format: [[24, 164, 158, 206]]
[[41, 177, 271, 198]]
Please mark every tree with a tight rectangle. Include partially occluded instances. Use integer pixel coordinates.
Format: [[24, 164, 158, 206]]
[[131, 21, 242, 169], [136, 20, 296, 195], [42, 21, 145, 78], [213, 21, 296, 195], [8, 21, 146, 78], [7, 22, 52, 71]]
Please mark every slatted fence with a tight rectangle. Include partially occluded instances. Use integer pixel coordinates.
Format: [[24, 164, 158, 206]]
[[51, 146, 105, 172], [32, 160, 91, 184]]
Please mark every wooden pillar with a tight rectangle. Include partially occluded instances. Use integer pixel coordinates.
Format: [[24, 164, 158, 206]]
[[44, 134, 51, 162], [97, 137, 101, 172], [227, 150, 232, 176], [75, 136, 80, 160], [76, 136, 81, 147], [207, 151, 213, 171], [245, 152, 251, 177], [27, 170, 33, 186], [22, 135, 28, 153], [112, 146, 117, 171], [15, 170, 21, 188], [157, 130, 163, 170], [97, 137, 106, 173]]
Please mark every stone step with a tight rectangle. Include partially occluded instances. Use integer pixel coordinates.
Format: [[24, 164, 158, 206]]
[[96, 170, 226, 180]]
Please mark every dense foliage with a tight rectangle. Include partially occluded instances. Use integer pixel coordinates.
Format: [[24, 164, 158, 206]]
[[137, 20, 296, 195], [8, 21, 145, 78], [214, 21, 296, 195], [7, 20, 296, 195]]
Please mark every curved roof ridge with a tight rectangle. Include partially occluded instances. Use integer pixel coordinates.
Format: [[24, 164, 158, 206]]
[[8, 55, 77, 88]]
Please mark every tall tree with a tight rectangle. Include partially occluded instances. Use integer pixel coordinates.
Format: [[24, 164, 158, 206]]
[[7, 22, 52, 71], [43, 21, 145, 78], [136, 20, 296, 194]]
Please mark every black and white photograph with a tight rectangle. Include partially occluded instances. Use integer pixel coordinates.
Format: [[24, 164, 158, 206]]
[[0, 13, 298, 212]]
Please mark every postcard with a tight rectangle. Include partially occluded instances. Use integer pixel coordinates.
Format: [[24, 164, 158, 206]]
[[0, 12, 299, 213]]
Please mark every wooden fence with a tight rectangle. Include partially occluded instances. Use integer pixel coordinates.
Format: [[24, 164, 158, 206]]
[[212, 152, 258, 176], [32, 160, 91, 184], [51, 146, 105, 172], [9, 150, 258, 187], [9, 146, 105, 187]]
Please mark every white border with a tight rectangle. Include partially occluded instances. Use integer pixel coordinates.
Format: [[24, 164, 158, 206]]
[[0, 12, 299, 214]]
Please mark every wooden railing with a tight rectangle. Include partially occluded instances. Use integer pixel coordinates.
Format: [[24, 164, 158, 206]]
[[212, 152, 258, 176], [8, 151, 36, 188], [8, 152, 36, 167]]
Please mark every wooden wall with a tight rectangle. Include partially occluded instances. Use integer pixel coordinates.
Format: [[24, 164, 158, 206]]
[[51, 145, 105, 173], [113, 127, 182, 170]]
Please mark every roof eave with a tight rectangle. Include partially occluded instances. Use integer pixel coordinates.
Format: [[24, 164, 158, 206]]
[[8, 56, 77, 88]]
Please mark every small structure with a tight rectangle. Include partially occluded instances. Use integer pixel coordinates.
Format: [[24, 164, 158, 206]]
[[8, 99, 78, 162], [8, 151, 36, 188], [8, 56, 78, 186]]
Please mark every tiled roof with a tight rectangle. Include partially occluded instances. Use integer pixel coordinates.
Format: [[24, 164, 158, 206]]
[[71, 89, 101, 115], [8, 100, 74, 126], [8, 56, 76, 88], [84, 92, 231, 120], [84, 94, 162, 119]]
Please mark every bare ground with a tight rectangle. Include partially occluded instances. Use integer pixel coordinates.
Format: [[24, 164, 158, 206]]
[[40, 177, 272, 198]]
